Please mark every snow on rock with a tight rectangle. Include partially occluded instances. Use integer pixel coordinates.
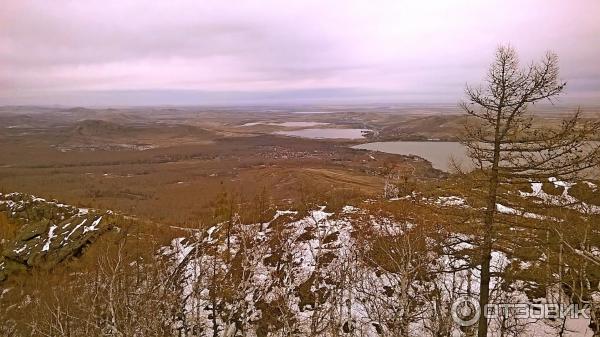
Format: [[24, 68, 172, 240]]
[[520, 178, 600, 214], [548, 176, 574, 191], [63, 219, 87, 243], [160, 208, 382, 335], [0, 192, 115, 282], [435, 195, 467, 207], [164, 237, 195, 263], [160, 206, 534, 337], [273, 209, 298, 219], [83, 216, 102, 233], [14, 244, 28, 255], [0, 192, 97, 218], [42, 225, 57, 252], [342, 205, 360, 213]]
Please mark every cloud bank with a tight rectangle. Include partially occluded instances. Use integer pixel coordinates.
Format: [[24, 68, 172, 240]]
[[1, 0, 599, 105]]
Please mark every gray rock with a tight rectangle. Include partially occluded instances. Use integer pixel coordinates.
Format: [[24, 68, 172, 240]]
[[0, 192, 114, 282]]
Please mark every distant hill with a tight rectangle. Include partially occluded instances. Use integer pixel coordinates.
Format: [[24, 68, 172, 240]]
[[72, 119, 126, 136]]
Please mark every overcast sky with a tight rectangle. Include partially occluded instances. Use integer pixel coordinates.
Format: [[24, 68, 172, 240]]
[[1, 0, 599, 106]]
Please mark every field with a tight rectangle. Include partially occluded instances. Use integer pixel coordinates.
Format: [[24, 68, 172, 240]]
[[0, 105, 450, 226], [3, 105, 598, 225]]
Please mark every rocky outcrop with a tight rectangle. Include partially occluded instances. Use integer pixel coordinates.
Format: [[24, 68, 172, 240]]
[[0, 193, 114, 282]]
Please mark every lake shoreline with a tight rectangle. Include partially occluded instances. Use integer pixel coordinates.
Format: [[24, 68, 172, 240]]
[[352, 141, 470, 172]]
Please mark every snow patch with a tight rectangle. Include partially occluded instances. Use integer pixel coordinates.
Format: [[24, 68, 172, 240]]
[[342, 205, 359, 213], [496, 203, 547, 220], [83, 217, 102, 233], [42, 225, 57, 252], [435, 195, 467, 207]]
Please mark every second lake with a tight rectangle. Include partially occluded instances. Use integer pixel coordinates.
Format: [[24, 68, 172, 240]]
[[352, 141, 471, 172]]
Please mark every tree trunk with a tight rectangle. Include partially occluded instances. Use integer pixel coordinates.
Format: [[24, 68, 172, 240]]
[[478, 122, 502, 337]]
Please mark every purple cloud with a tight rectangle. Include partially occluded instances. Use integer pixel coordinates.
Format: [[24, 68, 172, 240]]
[[1, 0, 599, 105]]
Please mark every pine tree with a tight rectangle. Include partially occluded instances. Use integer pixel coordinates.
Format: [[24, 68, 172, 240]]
[[460, 45, 600, 336]]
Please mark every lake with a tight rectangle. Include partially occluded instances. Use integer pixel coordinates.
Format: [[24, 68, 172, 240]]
[[290, 111, 332, 114], [274, 128, 369, 139], [352, 141, 471, 171], [241, 122, 329, 127]]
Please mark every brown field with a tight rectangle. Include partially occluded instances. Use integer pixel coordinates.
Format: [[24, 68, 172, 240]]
[[1, 105, 597, 226], [0, 106, 435, 226]]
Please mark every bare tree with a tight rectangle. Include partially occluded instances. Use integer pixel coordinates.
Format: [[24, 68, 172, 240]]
[[460, 45, 600, 337], [353, 222, 435, 336]]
